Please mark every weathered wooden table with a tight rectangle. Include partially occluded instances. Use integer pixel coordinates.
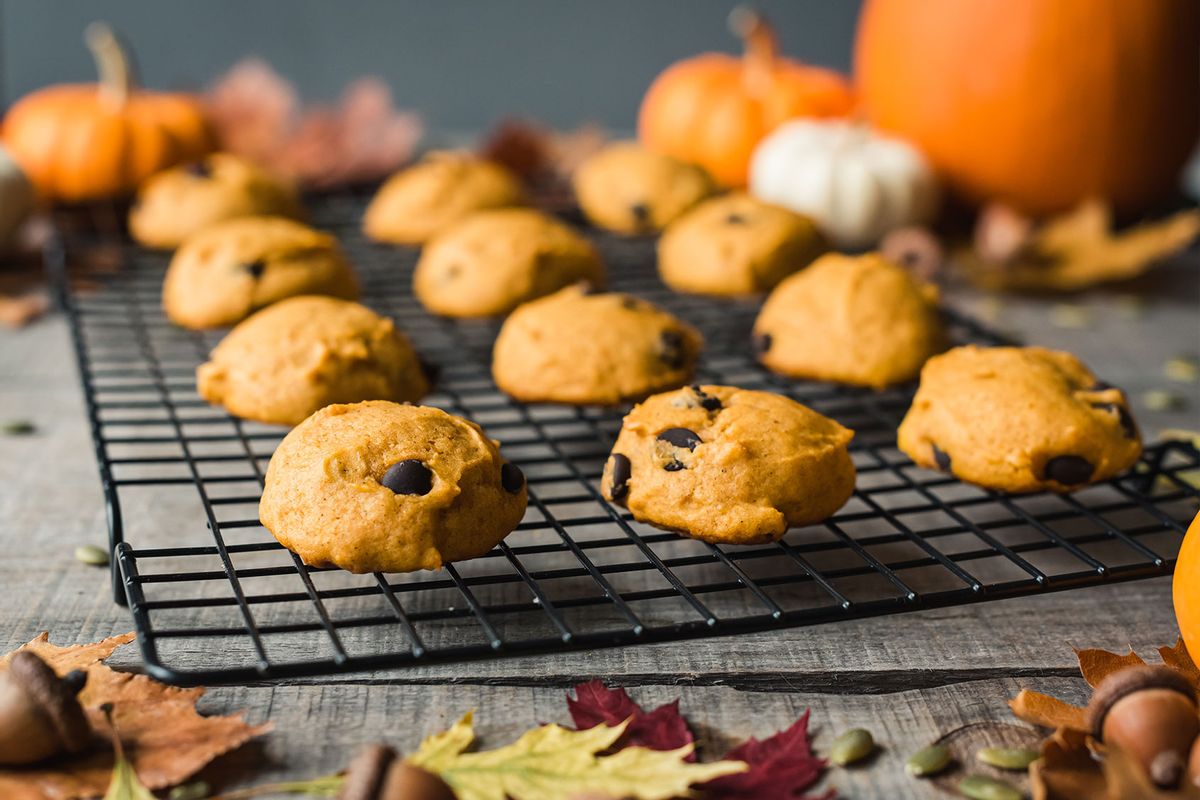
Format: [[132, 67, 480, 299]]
[[2, 249, 1197, 798]]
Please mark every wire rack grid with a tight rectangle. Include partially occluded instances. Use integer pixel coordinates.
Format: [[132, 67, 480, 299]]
[[52, 190, 1200, 686]]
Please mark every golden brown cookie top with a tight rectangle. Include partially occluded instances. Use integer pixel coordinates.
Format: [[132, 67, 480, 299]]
[[492, 284, 703, 405], [197, 296, 428, 426], [753, 251, 945, 388], [658, 193, 825, 295], [130, 153, 303, 249], [259, 401, 527, 573], [573, 142, 715, 234], [897, 345, 1143, 493], [363, 152, 527, 245], [413, 208, 605, 318], [162, 216, 359, 329]]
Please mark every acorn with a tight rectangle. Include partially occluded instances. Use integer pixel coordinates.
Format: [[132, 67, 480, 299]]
[[338, 743, 456, 800], [0, 651, 92, 765], [880, 226, 945, 282], [1086, 665, 1200, 790]]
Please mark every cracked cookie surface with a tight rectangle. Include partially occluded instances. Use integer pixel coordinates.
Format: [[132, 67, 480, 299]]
[[600, 385, 856, 544], [897, 345, 1142, 493]]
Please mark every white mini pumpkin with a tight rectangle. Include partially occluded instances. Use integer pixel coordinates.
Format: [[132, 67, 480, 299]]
[[749, 120, 939, 250], [0, 144, 35, 250]]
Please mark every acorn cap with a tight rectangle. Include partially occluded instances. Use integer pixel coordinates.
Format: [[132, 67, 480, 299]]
[[338, 743, 398, 800], [1085, 665, 1197, 740], [8, 652, 92, 754]]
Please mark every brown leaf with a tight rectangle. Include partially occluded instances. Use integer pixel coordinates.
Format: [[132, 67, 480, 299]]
[[1159, 638, 1200, 688], [1029, 727, 1105, 800], [967, 201, 1200, 291], [0, 290, 49, 328], [1097, 740, 1200, 800], [0, 632, 270, 800], [1075, 646, 1146, 688], [1009, 690, 1087, 731]]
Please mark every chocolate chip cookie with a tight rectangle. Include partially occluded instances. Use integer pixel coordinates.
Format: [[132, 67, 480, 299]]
[[600, 385, 856, 544], [492, 284, 703, 405], [897, 346, 1143, 493], [363, 152, 527, 245], [658, 193, 825, 296], [573, 142, 715, 235], [413, 208, 605, 318], [197, 296, 428, 426], [753, 252, 946, 388], [162, 216, 359, 329], [130, 153, 304, 249], [260, 401, 527, 573]]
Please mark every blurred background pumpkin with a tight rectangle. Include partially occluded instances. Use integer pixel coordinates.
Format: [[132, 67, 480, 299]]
[[855, 0, 1200, 217]]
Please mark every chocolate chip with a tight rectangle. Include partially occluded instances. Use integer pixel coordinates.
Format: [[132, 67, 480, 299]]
[[752, 332, 772, 359], [609, 454, 631, 500], [242, 260, 266, 279], [381, 459, 433, 495], [726, 213, 747, 225], [659, 330, 688, 369], [689, 384, 722, 411], [1092, 402, 1138, 439], [184, 161, 211, 179], [657, 427, 701, 451], [621, 297, 642, 311], [931, 444, 952, 472], [664, 460, 686, 471], [501, 462, 525, 494], [578, 281, 603, 296], [631, 203, 650, 225], [1043, 455, 1095, 486]]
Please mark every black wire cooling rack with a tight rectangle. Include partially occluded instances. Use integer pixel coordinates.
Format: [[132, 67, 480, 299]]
[[52, 189, 1200, 686]]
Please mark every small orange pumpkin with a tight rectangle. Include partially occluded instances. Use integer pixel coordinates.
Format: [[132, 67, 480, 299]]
[[638, 8, 854, 188], [2, 23, 212, 203], [1173, 510, 1200, 663], [855, 0, 1200, 217]]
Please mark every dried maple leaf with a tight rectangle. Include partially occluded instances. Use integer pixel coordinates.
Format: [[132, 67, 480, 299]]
[[967, 200, 1200, 291], [405, 712, 745, 800], [700, 712, 833, 800], [1074, 646, 1146, 688], [1029, 727, 1106, 800], [1009, 689, 1088, 731], [567, 680, 695, 757], [0, 632, 270, 800]]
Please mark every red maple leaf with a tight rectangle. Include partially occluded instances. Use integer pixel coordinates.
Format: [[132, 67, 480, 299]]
[[700, 712, 834, 800], [566, 680, 695, 758]]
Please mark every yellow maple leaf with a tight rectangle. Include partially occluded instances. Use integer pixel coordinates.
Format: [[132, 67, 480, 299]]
[[407, 713, 747, 800]]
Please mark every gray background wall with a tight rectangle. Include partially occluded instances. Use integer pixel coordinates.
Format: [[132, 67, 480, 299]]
[[0, 1, 863, 133]]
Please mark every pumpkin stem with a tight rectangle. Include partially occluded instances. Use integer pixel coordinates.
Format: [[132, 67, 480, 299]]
[[84, 22, 135, 107], [728, 6, 777, 97]]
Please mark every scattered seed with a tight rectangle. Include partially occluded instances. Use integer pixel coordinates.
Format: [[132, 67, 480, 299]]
[[1143, 389, 1186, 412], [975, 297, 1005, 324], [1115, 294, 1148, 320], [830, 728, 875, 766], [959, 774, 1022, 800], [74, 544, 109, 566], [1049, 303, 1090, 329], [169, 782, 211, 800], [1165, 355, 1199, 384], [1, 420, 35, 435], [976, 746, 1039, 770], [1159, 429, 1200, 448], [905, 743, 952, 777]]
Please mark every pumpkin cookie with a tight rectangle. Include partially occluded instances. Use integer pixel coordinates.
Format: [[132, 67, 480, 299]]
[[573, 142, 715, 235], [197, 296, 428, 426], [752, 252, 945, 388], [658, 193, 825, 295], [129, 153, 303, 249], [363, 152, 526, 245], [162, 216, 358, 329], [413, 208, 605, 318], [492, 284, 703, 405], [260, 401, 527, 574], [600, 385, 856, 545], [897, 346, 1143, 493]]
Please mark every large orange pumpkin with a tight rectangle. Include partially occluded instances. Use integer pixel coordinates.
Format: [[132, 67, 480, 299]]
[[2, 23, 211, 203], [855, 0, 1200, 217], [1174, 511, 1200, 662], [638, 9, 854, 188]]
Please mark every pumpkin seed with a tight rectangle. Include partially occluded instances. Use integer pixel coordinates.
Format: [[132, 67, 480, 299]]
[[1165, 355, 1199, 384], [1, 420, 35, 435], [1144, 389, 1186, 412], [1049, 303, 1090, 329], [74, 544, 109, 566], [959, 774, 1022, 800], [905, 743, 951, 777], [976, 746, 1038, 770], [829, 728, 875, 766], [169, 782, 210, 800]]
